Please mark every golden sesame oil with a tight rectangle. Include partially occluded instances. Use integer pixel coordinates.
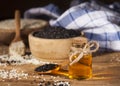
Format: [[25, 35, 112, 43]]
[[68, 53, 92, 79], [68, 37, 99, 80]]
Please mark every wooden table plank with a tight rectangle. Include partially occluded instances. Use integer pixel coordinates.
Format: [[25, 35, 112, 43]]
[[0, 44, 120, 86]]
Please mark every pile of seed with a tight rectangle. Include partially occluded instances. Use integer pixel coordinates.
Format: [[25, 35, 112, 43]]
[[0, 68, 28, 80], [38, 80, 70, 86], [0, 54, 49, 66], [33, 26, 81, 39], [35, 64, 59, 72]]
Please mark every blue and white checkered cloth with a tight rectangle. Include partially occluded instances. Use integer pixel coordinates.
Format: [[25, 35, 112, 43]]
[[24, 1, 120, 52], [24, 4, 61, 20]]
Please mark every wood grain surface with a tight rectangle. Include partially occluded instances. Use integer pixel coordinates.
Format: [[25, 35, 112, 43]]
[[0, 44, 120, 86]]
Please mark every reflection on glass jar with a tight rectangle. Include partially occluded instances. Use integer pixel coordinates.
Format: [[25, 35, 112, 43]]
[[68, 37, 99, 80], [69, 52, 92, 79]]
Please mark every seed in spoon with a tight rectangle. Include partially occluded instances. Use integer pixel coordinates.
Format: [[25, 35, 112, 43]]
[[35, 63, 59, 72]]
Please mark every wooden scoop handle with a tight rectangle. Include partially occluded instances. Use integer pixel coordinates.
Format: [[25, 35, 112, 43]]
[[52, 69, 69, 77], [13, 10, 21, 41], [36, 69, 69, 77]]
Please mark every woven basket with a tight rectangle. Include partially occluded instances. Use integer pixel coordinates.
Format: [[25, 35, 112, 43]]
[[0, 19, 48, 45]]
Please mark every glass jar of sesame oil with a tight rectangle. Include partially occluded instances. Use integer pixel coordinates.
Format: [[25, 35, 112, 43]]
[[68, 37, 99, 79]]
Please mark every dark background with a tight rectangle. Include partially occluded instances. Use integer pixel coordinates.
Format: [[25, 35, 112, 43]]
[[0, 0, 71, 20], [0, 0, 119, 20]]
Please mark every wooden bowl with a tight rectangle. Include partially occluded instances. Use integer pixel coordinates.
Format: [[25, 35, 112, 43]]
[[29, 31, 87, 63], [0, 19, 48, 45]]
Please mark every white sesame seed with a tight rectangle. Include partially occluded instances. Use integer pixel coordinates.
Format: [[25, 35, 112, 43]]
[[43, 78, 46, 81], [0, 54, 50, 66], [0, 68, 29, 79]]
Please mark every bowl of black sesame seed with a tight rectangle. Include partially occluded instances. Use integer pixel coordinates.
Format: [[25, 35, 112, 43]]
[[29, 26, 85, 63]]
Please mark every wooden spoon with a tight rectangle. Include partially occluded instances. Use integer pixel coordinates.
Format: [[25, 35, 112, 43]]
[[35, 64, 69, 77], [9, 10, 26, 56]]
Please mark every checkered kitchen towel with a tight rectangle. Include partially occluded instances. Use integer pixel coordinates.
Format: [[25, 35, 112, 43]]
[[24, 1, 120, 51], [24, 4, 61, 20]]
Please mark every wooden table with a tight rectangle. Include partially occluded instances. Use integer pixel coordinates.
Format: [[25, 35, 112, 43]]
[[0, 44, 120, 86]]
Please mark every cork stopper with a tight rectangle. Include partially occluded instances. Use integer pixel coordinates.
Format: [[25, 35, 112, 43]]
[[72, 37, 88, 45]]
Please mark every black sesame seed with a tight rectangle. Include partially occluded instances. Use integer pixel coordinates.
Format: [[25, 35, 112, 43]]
[[33, 26, 81, 39], [35, 64, 59, 72], [59, 84, 64, 86]]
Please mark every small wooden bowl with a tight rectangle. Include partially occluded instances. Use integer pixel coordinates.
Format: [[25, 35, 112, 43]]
[[29, 31, 87, 63], [0, 19, 48, 45]]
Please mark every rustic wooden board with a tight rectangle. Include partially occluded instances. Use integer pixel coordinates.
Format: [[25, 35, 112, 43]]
[[0, 44, 120, 86]]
